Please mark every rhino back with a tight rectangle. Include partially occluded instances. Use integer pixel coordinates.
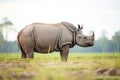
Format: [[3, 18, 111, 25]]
[[19, 25, 33, 38]]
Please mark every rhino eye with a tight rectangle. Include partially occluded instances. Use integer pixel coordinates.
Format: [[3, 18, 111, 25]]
[[84, 37, 87, 39]]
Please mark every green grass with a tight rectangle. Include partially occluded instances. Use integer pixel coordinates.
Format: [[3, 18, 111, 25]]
[[0, 53, 120, 80]]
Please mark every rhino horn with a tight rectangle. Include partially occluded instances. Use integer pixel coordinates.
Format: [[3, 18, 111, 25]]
[[92, 31, 94, 41]]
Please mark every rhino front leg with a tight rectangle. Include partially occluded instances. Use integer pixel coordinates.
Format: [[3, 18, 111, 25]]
[[60, 45, 70, 62]]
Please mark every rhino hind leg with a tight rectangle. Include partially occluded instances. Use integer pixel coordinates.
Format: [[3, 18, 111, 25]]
[[26, 51, 34, 58], [22, 46, 34, 59], [21, 49, 34, 59], [21, 50, 27, 58], [20, 45, 34, 59], [19, 41, 27, 59], [21, 48, 34, 59], [19, 38, 34, 59]]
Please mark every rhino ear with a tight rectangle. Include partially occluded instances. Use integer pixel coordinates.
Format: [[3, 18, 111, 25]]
[[78, 24, 80, 29], [78, 24, 83, 31], [78, 24, 80, 31]]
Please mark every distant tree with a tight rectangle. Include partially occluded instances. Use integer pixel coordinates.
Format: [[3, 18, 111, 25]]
[[98, 36, 107, 52], [0, 17, 13, 26], [98, 35, 115, 52], [0, 17, 15, 41], [0, 17, 17, 53], [112, 31, 120, 52], [0, 31, 5, 52], [0, 31, 4, 42]]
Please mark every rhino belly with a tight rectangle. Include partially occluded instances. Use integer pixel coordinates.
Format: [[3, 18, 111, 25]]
[[33, 25, 59, 53]]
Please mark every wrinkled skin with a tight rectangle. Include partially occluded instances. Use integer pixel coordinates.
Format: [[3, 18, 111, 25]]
[[17, 22, 94, 62], [60, 24, 94, 61]]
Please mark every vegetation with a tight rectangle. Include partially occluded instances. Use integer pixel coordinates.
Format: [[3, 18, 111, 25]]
[[0, 53, 120, 80], [0, 17, 17, 53], [0, 31, 17, 53], [0, 17, 120, 79]]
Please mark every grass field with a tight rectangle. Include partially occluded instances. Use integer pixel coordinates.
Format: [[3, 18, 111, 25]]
[[0, 53, 120, 80]]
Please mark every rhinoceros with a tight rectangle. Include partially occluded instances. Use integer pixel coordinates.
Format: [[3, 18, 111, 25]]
[[17, 22, 94, 61]]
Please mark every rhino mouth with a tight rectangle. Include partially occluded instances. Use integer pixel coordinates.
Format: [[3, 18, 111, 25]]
[[80, 42, 94, 47], [87, 42, 94, 46]]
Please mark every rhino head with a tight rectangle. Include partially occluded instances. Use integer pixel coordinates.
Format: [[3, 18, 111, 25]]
[[76, 24, 94, 47]]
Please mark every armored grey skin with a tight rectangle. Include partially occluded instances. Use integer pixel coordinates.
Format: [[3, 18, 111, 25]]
[[17, 22, 94, 61]]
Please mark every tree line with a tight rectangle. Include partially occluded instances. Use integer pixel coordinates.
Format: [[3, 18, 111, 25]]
[[0, 32, 18, 53]]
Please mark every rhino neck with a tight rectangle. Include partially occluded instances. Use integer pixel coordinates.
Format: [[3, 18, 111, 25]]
[[61, 22, 77, 48]]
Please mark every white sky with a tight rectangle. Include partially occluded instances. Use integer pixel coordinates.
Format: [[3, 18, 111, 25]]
[[0, 0, 120, 41]]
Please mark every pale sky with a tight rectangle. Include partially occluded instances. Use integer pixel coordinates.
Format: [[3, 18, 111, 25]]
[[0, 0, 120, 41]]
